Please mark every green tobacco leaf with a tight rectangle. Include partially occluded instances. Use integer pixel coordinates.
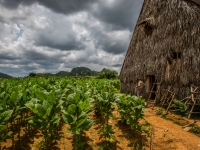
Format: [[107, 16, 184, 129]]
[[48, 91, 56, 104], [66, 128, 71, 133], [62, 112, 74, 124], [25, 116, 33, 121], [43, 100, 51, 109], [0, 110, 13, 124], [10, 92, 18, 101], [0, 125, 7, 133], [13, 115, 21, 121], [37, 90, 48, 101], [82, 119, 93, 130], [77, 116, 88, 128], [50, 114, 60, 125], [74, 93, 80, 104], [71, 126, 80, 135], [0, 91, 6, 98], [43, 101, 53, 119], [0, 131, 13, 140], [67, 104, 76, 114], [27, 116, 45, 129], [28, 120, 39, 128], [34, 101, 51, 118], [0, 106, 3, 112], [25, 99, 39, 110], [134, 105, 142, 109], [78, 142, 85, 147], [77, 112, 87, 120], [17, 93, 23, 101], [13, 106, 20, 113], [79, 101, 90, 112], [55, 100, 64, 111], [33, 104, 45, 116]]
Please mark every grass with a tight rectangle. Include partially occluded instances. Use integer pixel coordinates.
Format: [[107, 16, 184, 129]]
[[155, 108, 187, 126], [190, 126, 200, 137]]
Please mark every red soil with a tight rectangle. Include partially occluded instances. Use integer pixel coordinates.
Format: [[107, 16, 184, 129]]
[[1, 107, 200, 150]]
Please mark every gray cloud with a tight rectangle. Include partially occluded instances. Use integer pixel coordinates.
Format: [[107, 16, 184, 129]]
[[35, 32, 85, 51], [0, 52, 21, 60], [23, 50, 49, 60], [0, 0, 143, 77], [91, 0, 143, 31], [0, 0, 95, 14], [0, 16, 5, 23], [0, 0, 35, 9], [112, 64, 122, 67], [94, 33, 129, 54], [88, 25, 131, 54], [37, 0, 95, 14], [0, 0, 143, 31]]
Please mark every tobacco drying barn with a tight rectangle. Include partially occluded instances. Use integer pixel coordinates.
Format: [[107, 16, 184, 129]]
[[120, 0, 200, 99]]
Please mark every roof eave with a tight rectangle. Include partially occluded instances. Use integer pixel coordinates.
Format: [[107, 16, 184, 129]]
[[188, 0, 200, 6]]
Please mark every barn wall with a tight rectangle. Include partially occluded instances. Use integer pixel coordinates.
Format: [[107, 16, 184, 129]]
[[120, 0, 200, 98]]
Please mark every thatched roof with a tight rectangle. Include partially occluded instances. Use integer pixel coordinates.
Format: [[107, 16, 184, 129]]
[[120, 0, 200, 96], [189, 0, 200, 5]]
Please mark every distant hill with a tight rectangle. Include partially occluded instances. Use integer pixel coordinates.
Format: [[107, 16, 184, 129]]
[[28, 67, 117, 78], [37, 73, 55, 77], [71, 67, 98, 76], [0, 72, 12, 78], [29, 72, 55, 77], [56, 71, 71, 76]]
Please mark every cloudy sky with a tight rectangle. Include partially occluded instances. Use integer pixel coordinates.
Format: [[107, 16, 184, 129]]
[[0, 0, 143, 77]]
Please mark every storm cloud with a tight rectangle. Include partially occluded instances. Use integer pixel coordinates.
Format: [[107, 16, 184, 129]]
[[0, 0, 95, 14], [0, 0, 143, 77]]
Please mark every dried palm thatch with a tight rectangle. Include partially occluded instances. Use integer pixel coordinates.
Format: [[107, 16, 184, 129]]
[[120, 0, 200, 98]]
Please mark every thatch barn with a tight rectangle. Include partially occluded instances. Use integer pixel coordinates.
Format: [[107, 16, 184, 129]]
[[120, 0, 200, 99]]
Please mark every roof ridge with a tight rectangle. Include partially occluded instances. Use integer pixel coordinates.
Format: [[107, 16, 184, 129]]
[[188, 0, 200, 5]]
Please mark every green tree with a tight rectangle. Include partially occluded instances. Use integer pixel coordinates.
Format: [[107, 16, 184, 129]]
[[71, 67, 97, 76], [97, 69, 118, 79], [29, 72, 37, 77]]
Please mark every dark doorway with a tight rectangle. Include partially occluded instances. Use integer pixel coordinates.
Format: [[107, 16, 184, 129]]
[[146, 75, 156, 99]]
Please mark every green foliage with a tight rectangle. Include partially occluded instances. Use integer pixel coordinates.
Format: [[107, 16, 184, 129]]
[[71, 67, 97, 76], [25, 92, 61, 148], [62, 93, 93, 150], [0, 110, 13, 143], [155, 108, 167, 117], [96, 86, 117, 146], [117, 95, 146, 134], [29, 72, 37, 77], [56, 71, 71, 76], [0, 77, 145, 150], [97, 70, 118, 79], [171, 99, 188, 116], [27, 67, 118, 78], [190, 126, 200, 134], [100, 125, 115, 143]]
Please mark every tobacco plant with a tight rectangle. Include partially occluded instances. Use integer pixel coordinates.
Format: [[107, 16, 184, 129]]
[[98, 87, 116, 145], [25, 96, 61, 149], [62, 93, 93, 150], [117, 95, 146, 134], [0, 110, 13, 149], [0, 77, 122, 149]]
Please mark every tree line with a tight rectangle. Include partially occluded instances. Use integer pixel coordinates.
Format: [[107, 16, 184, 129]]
[[29, 67, 118, 79]]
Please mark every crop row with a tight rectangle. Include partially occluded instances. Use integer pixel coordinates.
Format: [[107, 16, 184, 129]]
[[0, 77, 145, 150]]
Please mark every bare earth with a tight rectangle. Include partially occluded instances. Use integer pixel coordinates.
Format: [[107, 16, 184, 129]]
[[144, 108, 200, 150], [1, 107, 200, 150]]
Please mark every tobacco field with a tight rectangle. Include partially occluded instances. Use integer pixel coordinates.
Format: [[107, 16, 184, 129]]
[[0, 77, 146, 150]]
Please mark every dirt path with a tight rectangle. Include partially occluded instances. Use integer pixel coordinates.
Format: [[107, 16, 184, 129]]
[[1, 108, 200, 150], [144, 108, 200, 150]]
